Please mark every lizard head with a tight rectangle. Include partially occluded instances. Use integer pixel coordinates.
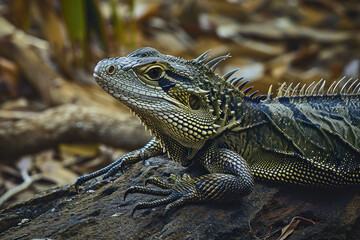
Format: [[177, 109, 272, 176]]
[[93, 47, 234, 155]]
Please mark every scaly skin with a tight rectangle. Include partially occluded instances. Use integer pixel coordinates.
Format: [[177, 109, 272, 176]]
[[76, 47, 360, 215]]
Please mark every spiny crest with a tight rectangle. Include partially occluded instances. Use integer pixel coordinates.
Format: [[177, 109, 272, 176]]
[[264, 77, 360, 101], [194, 51, 358, 101], [194, 50, 263, 100], [224, 76, 266, 101], [194, 50, 231, 71]]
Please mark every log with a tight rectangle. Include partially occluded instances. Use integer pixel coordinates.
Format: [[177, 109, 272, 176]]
[[0, 156, 359, 239], [0, 104, 151, 159]]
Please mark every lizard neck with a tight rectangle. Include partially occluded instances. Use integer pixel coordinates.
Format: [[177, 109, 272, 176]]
[[207, 81, 265, 136]]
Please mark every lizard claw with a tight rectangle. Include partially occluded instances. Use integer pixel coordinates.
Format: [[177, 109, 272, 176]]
[[124, 186, 172, 201], [125, 174, 202, 216], [131, 194, 180, 217], [144, 176, 171, 188], [75, 179, 82, 193]]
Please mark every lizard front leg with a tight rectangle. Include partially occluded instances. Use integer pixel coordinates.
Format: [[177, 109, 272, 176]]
[[125, 144, 254, 215], [75, 138, 162, 192]]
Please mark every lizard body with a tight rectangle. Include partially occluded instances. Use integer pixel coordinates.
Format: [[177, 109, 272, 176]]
[[76, 47, 360, 215]]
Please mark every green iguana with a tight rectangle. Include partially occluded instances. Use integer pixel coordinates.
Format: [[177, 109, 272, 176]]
[[76, 47, 360, 215]]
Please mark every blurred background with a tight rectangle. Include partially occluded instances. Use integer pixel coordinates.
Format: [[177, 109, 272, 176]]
[[0, 0, 359, 208]]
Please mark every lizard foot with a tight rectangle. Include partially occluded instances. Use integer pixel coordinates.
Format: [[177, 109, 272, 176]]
[[75, 138, 162, 192], [124, 174, 203, 216], [75, 155, 138, 192]]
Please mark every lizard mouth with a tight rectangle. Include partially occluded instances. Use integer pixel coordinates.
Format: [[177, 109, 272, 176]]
[[93, 73, 102, 84], [93, 73, 101, 81]]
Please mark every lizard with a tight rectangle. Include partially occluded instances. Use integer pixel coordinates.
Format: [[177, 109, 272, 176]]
[[75, 47, 360, 216]]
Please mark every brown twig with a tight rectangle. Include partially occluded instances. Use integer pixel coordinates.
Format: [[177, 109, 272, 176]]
[[0, 169, 42, 208], [249, 216, 318, 240]]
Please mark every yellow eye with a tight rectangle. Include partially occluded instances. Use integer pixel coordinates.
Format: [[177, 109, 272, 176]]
[[146, 67, 163, 80]]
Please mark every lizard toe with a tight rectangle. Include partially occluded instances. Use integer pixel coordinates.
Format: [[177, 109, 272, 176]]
[[144, 176, 171, 188], [124, 185, 172, 201], [126, 174, 203, 215]]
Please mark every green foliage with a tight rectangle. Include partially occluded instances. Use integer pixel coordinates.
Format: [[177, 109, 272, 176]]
[[60, 0, 86, 45]]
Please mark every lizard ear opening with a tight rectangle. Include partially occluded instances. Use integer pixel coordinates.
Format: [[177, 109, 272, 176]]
[[189, 95, 201, 110]]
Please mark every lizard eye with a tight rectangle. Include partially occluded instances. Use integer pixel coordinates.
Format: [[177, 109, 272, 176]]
[[189, 95, 201, 110], [106, 65, 116, 74], [146, 67, 163, 80]]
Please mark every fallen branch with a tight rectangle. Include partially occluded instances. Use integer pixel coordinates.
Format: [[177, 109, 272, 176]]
[[0, 104, 151, 159]]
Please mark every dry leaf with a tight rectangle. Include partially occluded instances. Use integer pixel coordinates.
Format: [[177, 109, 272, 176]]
[[277, 219, 301, 240], [59, 143, 100, 158], [35, 151, 78, 185], [0, 57, 20, 99], [277, 217, 317, 240]]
